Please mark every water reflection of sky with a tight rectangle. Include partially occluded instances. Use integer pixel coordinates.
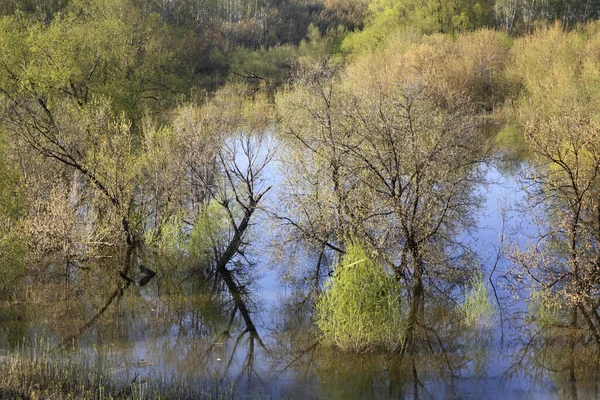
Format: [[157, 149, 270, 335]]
[[4, 152, 600, 399]]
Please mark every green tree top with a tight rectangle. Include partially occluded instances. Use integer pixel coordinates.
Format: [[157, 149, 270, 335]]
[[0, 0, 185, 123]]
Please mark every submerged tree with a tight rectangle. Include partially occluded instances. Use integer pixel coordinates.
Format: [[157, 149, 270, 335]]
[[143, 84, 274, 359], [508, 25, 600, 339], [0, 0, 187, 254], [277, 50, 490, 351], [0, 3, 275, 360]]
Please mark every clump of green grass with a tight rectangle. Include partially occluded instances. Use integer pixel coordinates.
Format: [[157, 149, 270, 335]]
[[0, 339, 240, 400], [461, 272, 495, 328], [528, 289, 563, 328], [315, 242, 406, 353]]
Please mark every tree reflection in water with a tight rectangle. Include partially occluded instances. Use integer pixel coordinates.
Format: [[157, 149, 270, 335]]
[[8, 140, 600, 398], [0, 134, 274, 392], [0, 239, 262, 372], [268, 287, 496, 400], [506, 306, 600, 400], [6, 235, 600, 398]]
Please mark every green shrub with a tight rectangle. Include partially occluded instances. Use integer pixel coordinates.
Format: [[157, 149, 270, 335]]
[[189, 200, 230, 264], [143, 200, 229, 264], [143, 211, 188, 255], [315, 242, 406, 353]]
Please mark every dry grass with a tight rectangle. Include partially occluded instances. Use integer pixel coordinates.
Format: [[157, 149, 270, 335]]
[[0, 340, 240, 400]]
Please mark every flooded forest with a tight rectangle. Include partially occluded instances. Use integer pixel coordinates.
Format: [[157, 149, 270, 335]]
[[2, 0, 600, 399]]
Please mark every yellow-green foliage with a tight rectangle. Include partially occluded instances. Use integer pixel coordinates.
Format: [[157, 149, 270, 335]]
[[345, 29, 511, 112], [0, 139, 27, 292], [0, 230, 27, 292], [341, 0, 494, 53], [0, 0, 184, 120], [228, 44, 300, 83], [509, 22, 600, 123], [509, 24, 587, 118], [316, 242, 406, 353], [144, 200, 231, 265], [506, 23, 600, 325], [528, 290, 563, 327], [461, 273, 495, 328], [189, 200, 231, 265], [144, 211, 188, 255], [509, 22, 600, 212], [341, 0, 410, 53]]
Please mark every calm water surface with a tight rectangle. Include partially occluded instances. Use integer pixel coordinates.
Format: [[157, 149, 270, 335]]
[[1, 159, 599, 400]]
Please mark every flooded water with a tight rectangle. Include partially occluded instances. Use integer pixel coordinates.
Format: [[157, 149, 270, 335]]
[[2, 151, 600, 400]]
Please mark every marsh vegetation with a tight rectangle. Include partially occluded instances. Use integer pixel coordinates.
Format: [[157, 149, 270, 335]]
[[2, 0, 600, 398]]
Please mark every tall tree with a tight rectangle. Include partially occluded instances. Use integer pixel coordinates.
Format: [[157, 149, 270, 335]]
[[508, 25, 600, 339], [0, 0, 182, 248], [277, 54, 488, 349]]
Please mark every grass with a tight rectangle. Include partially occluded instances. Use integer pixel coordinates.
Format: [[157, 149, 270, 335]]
[[461, 272, 495, 328], [0, 339, 242, 400], [528, 289, 563, 328]]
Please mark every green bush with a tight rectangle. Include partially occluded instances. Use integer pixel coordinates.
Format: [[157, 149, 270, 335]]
[[143, 200, 229, 264], [189, 200, 230, 264], [143, 211, 188, 255], [316, 242, 406, 353]]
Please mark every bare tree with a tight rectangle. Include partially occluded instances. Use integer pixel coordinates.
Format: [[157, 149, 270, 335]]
[[276, 60, 488, 349]]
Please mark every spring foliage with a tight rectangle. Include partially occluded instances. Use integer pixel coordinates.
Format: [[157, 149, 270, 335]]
[[528, 290, 563, 328], [316, 243, 406, 353], [0, 138, 26, 292]]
